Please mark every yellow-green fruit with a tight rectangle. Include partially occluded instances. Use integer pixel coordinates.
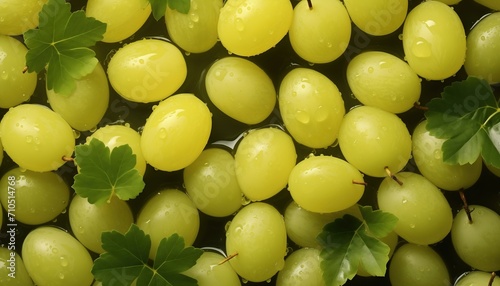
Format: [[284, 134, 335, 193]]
[[402, 0, 466, 80], [289, 0, 351, 63], [47, 62, 109, 131], [141, 93, 212, 171], [474, 0, 500, 10], [0, 35, 36, 108], [0, 247, 34, 285], [22, 227, 94, 286], [182, 252, 242, 286], [279, 68, 345, 148], [166, 0, 223, 53], [226, 202, 287, 282], [218, 0, 293, 56], [107, 39, 187, 103], [0, 168, 69, 225], [0, 0, 48, 35], [86, 0, 151, 43], [465, 12, 500, 84], [344, 0, 408, 36], [206, 57, 276, 124]]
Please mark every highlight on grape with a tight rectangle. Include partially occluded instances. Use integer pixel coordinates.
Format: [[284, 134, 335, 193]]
[[0, 0, 500, 286]]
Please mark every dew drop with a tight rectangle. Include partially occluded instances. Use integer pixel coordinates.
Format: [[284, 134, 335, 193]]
[[409, 223, 416, 229], [59, 273, 65, 279], [398, 33, 403, 40], [52, 248, 59, 254], [412, 38, 432, 58], [295, 110, 310, 124], [224, 221, 232, 232], [1, 71, 8, 80], [73, 130, 81, 139], [402, 199, 408, 204], [242, 278, 248, 284], [433, 149, 442, 160], [314, 106, 329, 122], [214, 69, 227, 81], [89, 126, 97, 133], [190, 13, 199, 22], [26, 135, 33, 143], [235, 18, 245, 31], [367, 67, 374, 73], [159, 128, 167, 139], [241, 194, 251, 206], [60, 256, 68, 267]]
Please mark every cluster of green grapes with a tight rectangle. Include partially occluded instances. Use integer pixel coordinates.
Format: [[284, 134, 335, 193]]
[[0, 0, 500, 285]]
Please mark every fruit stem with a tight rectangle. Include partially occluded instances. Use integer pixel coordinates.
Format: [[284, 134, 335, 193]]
[[352, 180, 368, 186], [413, 102, 429, 111], [307, 0, 313, 9], [459, 190, 473, 224], [62, 156, 74, 162], [218, 252, 238, 265], [489, 272, 496, 286], [22, 66, 28, 74], [384, 167, 403, 186]]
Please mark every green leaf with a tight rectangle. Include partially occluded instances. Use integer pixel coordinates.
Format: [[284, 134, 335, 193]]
[[149, 0, 190, 20], [23, 0, 106, 95], [425, 77, 500, 168], [359, 205, 398, 238], [317, 207, 398, 286], [72, 138, 145, 205], [168, 0, 191, 14], [93, 224, 203, 286]]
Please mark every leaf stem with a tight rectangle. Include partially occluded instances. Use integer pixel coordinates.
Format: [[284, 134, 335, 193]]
[[352, 180, 368, 186], [218, 252, 238, 265], [489, 272, 496, 286], [413, 102, 429, 111], [307, 0, 313, 9], [459, 190, 473, 224], [62, 156, 74, 162], [384, 167, 403, 186], [482, 108, 500, 127], [22, 66, 28, 74]]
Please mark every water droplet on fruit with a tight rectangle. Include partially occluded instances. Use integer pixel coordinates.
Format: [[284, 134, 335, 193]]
[[190, 13, 199, 22], [52, 248, 59, 254], [412, 38, 431, 58], [159, 128, 167, 139], [59, 273, 65, 279], [402, 199, 408, 204], [398, 33, 403, 40], [368, 67, 374, 73], [266, 278, 272, 283], [73, 130, 80, 139], [235, 18, 245, 31], [224, 221, 231, 232], [60, 256, 68, 267], [241, 194, 251, 205], [26, 135, 33, 143], [409, 223, 416, 228], [214, 69, 227, 81], [1, 71, 8, 80], [433, 149, 442, 159], [242, 278, 248, 284], [89, 126, 97, 133], [315, 106, 329, 122], [295, 110, 310, 124], [234, 226, 243, 234]]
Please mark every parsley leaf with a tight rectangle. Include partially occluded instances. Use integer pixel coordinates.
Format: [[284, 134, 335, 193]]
[[93, 224, 203, 286], [317, 205, 398, 286], [425, 77, 500, 168], [149, 0, 191, 21], [72, 138, 145, 205], [23, 0, 106, 96]]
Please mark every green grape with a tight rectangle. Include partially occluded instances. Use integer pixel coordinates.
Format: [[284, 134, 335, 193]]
[[234, 127, 296, 201], [412, 120, 482, 190], [357, 230, 399, 277], [183, 148, 242, 217], [85, 0, 151, 43], [69, 195, 134, 254], [87, 125, 146, 176], [0, 104, 75, 172], [182, 252, 241, 286], [136, 188, 200, 259], [166, 0, 223, 53], [140, 93, 212, 171], [284, 202, 361, 248], [47, 62, 109, 131], [107, 38, 187, 103], [486, 162, 500, 177], [288, 0, 351, 63], [377, 172, 453, 245], [0, 139, 3, 169], [0, 247, 34, 286], [0, 35, 36, 108], [288, 155, 365, 213], [278, 68, 345, 148], [435, 0, 461, 4], [0, 167, 69, 225], [389, 243, 450, 286], [465, 12, 500, 84], [205, 56, 276, 125], [0, 0, 47, 35], [22, 226, 94, 286], [338, 105, 412, 177], [276, 248, 325, 286], [346, 51, 421, 114], [474, 0, 500, 10], [455, 271, 500, 286], [226, 202, 287, 282], [451, 205, 500, 271], [402, 0, 466, 80], [217, 0, 293, 56], [344, 0, 408, 36]]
